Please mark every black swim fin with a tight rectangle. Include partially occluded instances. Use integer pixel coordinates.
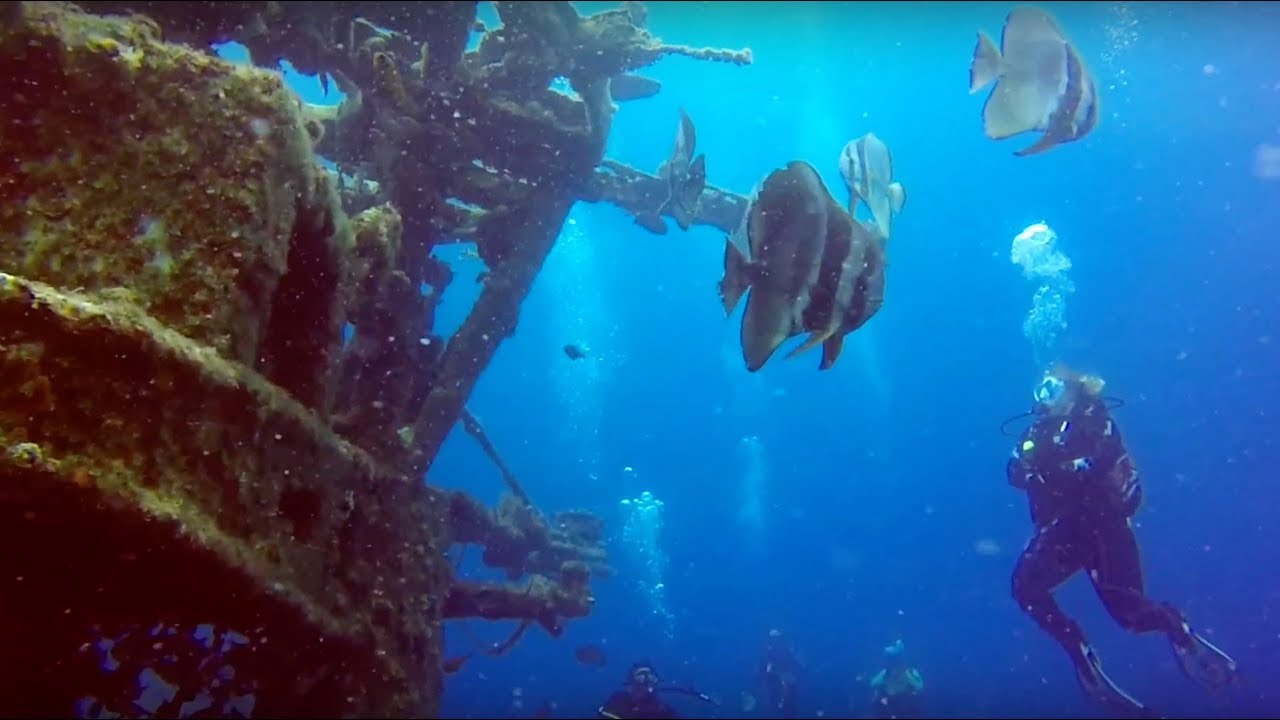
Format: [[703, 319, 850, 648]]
[[1172, 622, 1240, 694], [1072, 641, 1161, 719]]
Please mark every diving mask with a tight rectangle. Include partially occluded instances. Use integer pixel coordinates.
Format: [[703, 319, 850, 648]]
[[632, 667, 659, 688], [1034, 376, 1068, 412]]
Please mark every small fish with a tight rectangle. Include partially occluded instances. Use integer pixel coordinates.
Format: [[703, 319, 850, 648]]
[[443, 654, 472, 674], [574, 643, 608, 666], [656, 109, 707, 231], [969, 6, 1100, 157], [838, 133, 906, 241], [610, 73, 662, 102], [563, 344, 589, 361]]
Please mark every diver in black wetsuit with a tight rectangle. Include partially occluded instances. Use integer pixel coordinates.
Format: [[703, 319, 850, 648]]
[[598, 661, 678, 719], [758, 628, 801, 717], [1007, 369, 1240, 717]]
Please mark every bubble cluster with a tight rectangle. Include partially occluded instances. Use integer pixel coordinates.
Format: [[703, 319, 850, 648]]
[[620, 488, 675, 639], [1011, 223, 1075, 368], [1099, 2, 1140, 91], [737, 435, 767, 540]]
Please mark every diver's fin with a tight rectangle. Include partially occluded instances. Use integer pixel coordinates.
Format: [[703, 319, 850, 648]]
[[719, 239, 751, 315], [1073, 642, 1160, 718], [819, 333, 846, 371], [1172, 623, 1240, 693]]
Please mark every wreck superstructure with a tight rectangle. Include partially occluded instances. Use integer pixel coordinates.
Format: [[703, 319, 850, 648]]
[[0, 1, 750, 716]]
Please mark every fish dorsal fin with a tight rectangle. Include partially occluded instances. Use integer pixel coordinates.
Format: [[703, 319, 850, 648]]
[[1001, 7, 1068, 64], [677, 108, 696, 155], [819, 333, 846, 371], [688, 153, 706, 182], [719, 238, 751, 315]]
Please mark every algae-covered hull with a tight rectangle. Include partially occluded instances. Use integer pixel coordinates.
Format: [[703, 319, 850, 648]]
[[1, 0, 750, 715]]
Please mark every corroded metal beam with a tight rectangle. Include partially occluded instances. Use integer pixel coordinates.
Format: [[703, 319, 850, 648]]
[[583, 159, 750, 236], [409, 190, 577, 476]]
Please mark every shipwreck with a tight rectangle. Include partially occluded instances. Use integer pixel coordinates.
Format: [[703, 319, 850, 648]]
[[0, 1, 752, 716]]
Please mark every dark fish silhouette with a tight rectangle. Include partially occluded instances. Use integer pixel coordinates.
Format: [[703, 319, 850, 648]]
[[563, 344, 589, 361], [443, 654, 472, 674], [656, 109, 707, 231], [719, 160, 888, 372], [574, 643, 607, 666]]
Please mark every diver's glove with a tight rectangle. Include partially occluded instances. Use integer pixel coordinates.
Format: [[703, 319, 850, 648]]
[[1171, 621, 1240, 694], [1071, 641, 1161, 719]]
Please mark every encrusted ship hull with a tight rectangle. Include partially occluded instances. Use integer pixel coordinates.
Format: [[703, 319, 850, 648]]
[[0, 1, 749, 715]]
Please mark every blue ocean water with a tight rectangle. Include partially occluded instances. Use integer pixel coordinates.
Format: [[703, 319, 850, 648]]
[[231, 2, 1280, 717]]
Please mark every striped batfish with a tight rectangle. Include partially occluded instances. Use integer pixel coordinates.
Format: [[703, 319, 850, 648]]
[[969, 6, 1100, 157], [839, 133, 906, 240], [718, 161, 830, 372]]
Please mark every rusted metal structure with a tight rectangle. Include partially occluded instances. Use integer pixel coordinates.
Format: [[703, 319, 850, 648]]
[[0, 1, 750, 716]]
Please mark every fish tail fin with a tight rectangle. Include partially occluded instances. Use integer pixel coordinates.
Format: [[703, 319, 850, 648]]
[[819, 333, 846, 371], [786, 326, 836, 361], [719, 238, 751, 315], [888, 182, 906, 214], [969, 30, 1001, 94]]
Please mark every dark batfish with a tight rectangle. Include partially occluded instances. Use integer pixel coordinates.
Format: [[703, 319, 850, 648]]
[[574, 644, 607, 666], [719, 160, 830, 372], [793, 213, 887, 371], [656, 109, 707, 231], [563, 344, 588, 360], [969, 6, 1100, 156], [720, 160, 889, 372]]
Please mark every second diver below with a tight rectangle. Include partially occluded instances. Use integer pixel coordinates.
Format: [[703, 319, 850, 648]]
[[1006, 368, 1241, 716], [868, 639, 924, 719], [599, 659, 730, 719], [597, 662, 678, 719], [758, 628, 802, 717]]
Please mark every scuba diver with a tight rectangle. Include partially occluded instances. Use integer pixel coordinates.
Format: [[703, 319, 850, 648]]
[[867, 639, 924, 719], [598, 660, 717, 719], [1005, 367, 1240, 717], [758, 628, 802, 717]]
